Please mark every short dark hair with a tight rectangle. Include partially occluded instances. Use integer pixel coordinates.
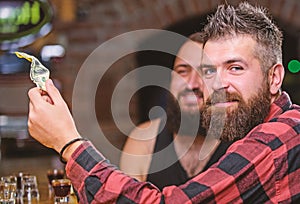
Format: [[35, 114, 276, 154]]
[[189, 32, 204, 44], [203, 2, 283, 73]]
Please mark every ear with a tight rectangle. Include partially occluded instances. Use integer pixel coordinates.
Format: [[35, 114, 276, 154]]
[[268, 64, 285, 95]]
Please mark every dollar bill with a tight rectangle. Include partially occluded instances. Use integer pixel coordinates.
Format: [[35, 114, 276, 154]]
[[15, 51, 50, 91]]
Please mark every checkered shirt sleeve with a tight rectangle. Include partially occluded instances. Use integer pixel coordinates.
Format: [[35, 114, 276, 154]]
[[66, 92, 300, 203]]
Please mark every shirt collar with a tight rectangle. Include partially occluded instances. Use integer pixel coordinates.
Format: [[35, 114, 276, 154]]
[[264, 91, 292, 122]]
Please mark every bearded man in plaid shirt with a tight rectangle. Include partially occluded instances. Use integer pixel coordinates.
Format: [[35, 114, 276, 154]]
[[28, 2, 300, 203]]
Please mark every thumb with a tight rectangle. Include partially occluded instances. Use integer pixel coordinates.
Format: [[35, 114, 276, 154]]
[[45, 79, 64, 105]]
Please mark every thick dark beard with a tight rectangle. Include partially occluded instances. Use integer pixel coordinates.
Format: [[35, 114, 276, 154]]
[[166, 92, 206, 136], [202, 85, 271, 141]]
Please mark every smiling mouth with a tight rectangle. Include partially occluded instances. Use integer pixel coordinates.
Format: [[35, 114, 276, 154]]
[[212, 101, 238, 107], [206, 97, 240, 108], [179, 94, 203, 104]]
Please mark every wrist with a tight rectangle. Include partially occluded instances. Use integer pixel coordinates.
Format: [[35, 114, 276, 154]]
[[59, 137, 88, 164]]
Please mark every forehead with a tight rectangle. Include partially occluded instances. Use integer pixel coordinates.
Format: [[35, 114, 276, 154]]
[[202, 35, 257, 64], [174, 41, 203, 65]]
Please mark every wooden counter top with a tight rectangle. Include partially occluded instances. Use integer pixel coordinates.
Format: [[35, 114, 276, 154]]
[[0, 154, 78, 203]]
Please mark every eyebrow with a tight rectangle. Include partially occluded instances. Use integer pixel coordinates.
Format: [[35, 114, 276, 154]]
[[225, 58, 247, 65], [173, 63, 193, 69], [199, 58, 248, 69], [198, 64, 216, 69]]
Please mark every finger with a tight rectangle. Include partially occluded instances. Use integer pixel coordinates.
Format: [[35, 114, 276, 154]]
[[45, 79, 63, 105], [28, 101, 33, 124], [41, 90, 54, 104], [28, 87, 44, 106], [28, 94, 42, 119], [27, 100, 36, 133]]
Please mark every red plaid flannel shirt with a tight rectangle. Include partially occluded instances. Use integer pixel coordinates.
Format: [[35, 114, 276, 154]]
[[66, 92, 300, 203]]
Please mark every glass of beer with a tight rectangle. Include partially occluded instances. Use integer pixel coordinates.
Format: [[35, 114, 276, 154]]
[[51, 179, 71, 204]]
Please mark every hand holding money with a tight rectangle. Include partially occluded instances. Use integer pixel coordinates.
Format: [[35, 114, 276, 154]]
[[15, 51, 50, 91]]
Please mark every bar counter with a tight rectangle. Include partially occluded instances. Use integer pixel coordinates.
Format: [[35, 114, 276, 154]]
[[0, 153, 78, 203]]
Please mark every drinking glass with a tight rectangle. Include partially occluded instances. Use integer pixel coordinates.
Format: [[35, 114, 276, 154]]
[[22, 175, 39, 204], [15, 172, 25, 204], [47, 169, 64, 198], [0, 176, 17, 204], [51, 179, 71, 204]]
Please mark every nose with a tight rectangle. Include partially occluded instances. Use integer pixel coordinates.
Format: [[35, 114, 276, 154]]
[[212, 71, 230, 91], [187, 69, 202, 90]]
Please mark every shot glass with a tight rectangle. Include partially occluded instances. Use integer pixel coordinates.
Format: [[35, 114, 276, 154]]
[[22, 175, 39, 204], [51, 179, 71, 204], [47, 169, 64, 198], [0, 176, 17, 204]]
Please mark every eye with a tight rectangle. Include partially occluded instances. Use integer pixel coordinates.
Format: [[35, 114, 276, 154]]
[[174, 65, 190, 76], [201, 67, 216, 78], [230, 66, 243, 71], [228, 65, 245, 75]]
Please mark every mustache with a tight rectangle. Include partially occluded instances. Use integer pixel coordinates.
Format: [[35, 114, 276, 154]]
[[206, 91, 242, 106], [178, 88, 203, 98]]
